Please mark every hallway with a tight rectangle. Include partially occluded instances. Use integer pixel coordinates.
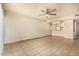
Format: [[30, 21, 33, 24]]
[[3, 35, 79, 56]]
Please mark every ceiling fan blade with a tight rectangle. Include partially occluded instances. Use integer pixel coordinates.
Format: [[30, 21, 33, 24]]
[[40, 10, 46, 13], [49, 13, 56, 16], [50, 9, 56, 12], [47, 9, 50, 11]]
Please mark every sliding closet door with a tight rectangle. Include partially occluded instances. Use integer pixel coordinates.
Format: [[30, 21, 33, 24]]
[[0, 3, 4, 55]]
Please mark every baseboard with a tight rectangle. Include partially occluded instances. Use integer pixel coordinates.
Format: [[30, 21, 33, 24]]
[[52, 35, 73, 40], [4, 35, 51, 45], [52, 35, 64, 38], [4, 35, 73, 45], [64, 37, 73, 40]]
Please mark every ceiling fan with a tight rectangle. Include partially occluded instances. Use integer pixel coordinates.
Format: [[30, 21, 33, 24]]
[[39, 8, 56, 16]]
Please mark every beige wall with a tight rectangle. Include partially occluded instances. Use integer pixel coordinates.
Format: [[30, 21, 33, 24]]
[[5, 13, 50, 43], [0, 4, 4, 55], [4, 3, 79, 43]]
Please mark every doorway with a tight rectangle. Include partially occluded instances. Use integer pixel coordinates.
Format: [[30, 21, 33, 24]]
[[73, 19, 79, 39]]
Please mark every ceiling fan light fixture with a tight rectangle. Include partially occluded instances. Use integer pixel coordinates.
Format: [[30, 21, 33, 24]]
[[39, 8, 56, 16]]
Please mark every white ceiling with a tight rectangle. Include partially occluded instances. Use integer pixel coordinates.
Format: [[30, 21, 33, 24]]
[[4, 3, 79, 21]]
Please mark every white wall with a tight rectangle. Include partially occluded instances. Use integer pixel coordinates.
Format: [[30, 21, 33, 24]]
[[0, 4, 4, 55], [5, 13, 50, 43], [64, 20, 74, 39], [52, 19, 74, 39], [51, 4, 79, 39]]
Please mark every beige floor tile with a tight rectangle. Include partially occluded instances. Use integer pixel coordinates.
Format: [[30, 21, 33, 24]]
[[3, 44, 14, 56], [69, 45, 79, 56], [3, 35, 79, 56], [23, 48, 38, 56], [69, 51, 79, 56], [12, 44, 25, 56]]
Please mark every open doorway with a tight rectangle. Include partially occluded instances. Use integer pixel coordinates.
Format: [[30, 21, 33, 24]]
[[73, 19, 79, 39]]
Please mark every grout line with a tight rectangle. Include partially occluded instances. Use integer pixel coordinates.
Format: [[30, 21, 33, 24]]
[[31, 48, 41, 56], [50, 39, 72, 56], [42, 35, 65, 56], [67, 40, 75, 56], [50, 41, 66, 56], [20, 44, 40, 56], [18, 44, 28, 56]]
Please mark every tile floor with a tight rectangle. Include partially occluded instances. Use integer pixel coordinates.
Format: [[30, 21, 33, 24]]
[[2, 35, 79, 56]]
